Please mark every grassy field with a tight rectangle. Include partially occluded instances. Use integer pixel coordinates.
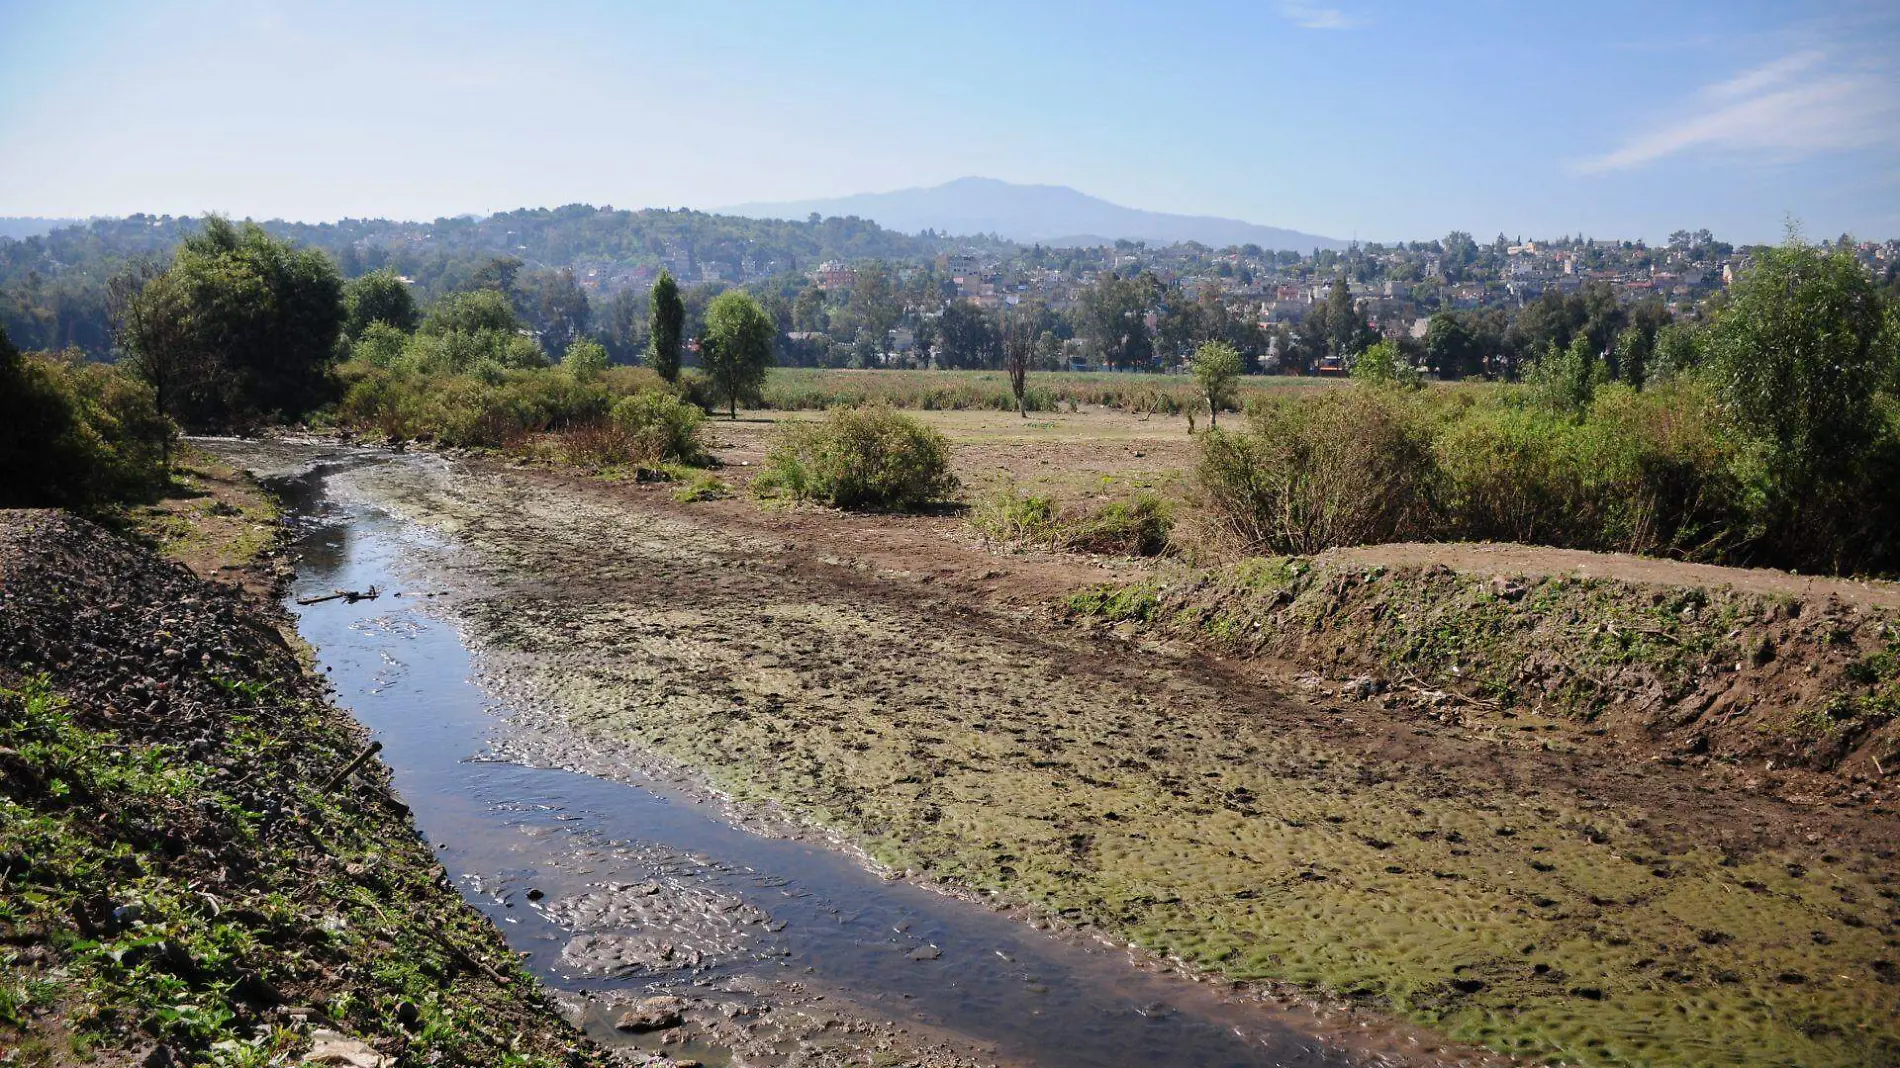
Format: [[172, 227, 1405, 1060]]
[[758, 366, 1343, 414]]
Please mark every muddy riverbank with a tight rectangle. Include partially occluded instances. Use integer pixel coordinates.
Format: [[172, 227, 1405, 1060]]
[[0, 506, 603, 1067], [229, 441, 1899, 1068], [260, 445, 1471, 1068]]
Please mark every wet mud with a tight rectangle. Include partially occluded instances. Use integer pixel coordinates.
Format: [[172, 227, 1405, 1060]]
[[236, 442, 1900, 1068], [264, 450, 1456, 1068]]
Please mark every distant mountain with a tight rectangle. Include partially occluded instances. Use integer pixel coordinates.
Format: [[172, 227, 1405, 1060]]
[[0, 217, 84, 241], [723, 177, 1347, 253]]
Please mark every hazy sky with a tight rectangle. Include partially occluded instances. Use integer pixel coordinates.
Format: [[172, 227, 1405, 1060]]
[[2, 0, 1897, 243]]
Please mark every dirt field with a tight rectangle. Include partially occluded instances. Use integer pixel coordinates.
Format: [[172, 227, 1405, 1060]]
[[706, 405, 1200, 506], [316, 409, 1900, 1068]]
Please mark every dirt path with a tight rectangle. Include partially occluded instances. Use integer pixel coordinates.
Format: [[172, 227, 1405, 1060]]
[[1322, 541, 1900, 612], [320, 453, 1899, 1068]]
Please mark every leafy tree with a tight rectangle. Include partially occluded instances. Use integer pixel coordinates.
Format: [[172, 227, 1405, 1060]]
[[937, 300, 999, 369], [343, 269, 419, 339], [1425, 312, 1482, 380], [849, 261, 902, 348], [155, 217, 345, 427], [1612, 325, 1651, 391], [647, 271, 684, 382], [792, 284, 827, 333], [700, 290, 775, 418], [469, 256, 523, 293], [1351, 338, 1419, 388], [1325, 275, 1374, 362], [563, 337, 609, 381], [520, 267, 590, 357], [1704, 239, 1900, 557], [601, 286, 647, 364], [1079, 273, 1153, 369], [1192, 340, 1243, 429], [108, 260, 198, 445], [1035, 329, 1062, 371], [422, 289, 518, 335], [1528, 336, 1606, 416], [1648, 321, 1700, 382]]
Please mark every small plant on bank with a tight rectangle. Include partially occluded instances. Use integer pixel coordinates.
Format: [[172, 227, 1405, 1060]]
[[754, 405, 960, 510], [1191, 340, 1244, 429], [974, 486, 1173, 556]]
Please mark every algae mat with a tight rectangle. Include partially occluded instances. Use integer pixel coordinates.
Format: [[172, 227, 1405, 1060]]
[[348, 459, 1900, 1068]]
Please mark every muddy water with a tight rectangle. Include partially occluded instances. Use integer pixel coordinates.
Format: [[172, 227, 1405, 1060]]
[[275, 457, 1369, 1068]]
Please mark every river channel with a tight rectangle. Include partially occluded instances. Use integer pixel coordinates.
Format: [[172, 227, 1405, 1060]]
[[258, 447, 1448, 1068]]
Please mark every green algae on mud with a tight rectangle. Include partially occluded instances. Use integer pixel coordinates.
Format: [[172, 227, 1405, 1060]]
[[1065, 557, 1900, 778], [343, 460, 1900, 1068]]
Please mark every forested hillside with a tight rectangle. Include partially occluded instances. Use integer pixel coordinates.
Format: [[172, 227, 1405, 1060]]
[[0, 205, 1001, 357]]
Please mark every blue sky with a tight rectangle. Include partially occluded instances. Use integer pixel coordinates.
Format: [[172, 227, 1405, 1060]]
[[2, 0, 1896, 244]]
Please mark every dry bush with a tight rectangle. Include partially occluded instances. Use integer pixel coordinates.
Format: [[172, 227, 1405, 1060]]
[[1197, 389, 1436, 555]]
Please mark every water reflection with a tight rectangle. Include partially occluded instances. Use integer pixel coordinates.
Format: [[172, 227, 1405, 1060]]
[[278, 461, 1361, 1068]]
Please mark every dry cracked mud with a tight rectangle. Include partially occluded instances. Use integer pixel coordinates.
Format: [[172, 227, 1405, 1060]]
[[305, 452, 1899, 1068]]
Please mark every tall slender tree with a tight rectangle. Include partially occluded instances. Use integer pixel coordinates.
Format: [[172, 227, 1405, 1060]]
[[1003, 318, 1034, 418], [648, 270, 684, 382]]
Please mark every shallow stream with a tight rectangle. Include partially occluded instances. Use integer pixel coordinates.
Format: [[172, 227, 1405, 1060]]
[[273, 454, 1395, 1068]]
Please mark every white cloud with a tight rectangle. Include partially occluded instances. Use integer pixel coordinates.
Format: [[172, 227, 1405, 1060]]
[[1277, 3, 1362, 31], [1579, 51, 1898, 173]]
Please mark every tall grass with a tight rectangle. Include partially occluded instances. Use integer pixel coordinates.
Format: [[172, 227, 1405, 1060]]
[[332, 362, 673, 449], [972, 487, 1174, 556], [759, 368, 1337, 415]]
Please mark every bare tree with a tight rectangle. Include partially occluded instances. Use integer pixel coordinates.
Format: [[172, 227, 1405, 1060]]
[[1004, 318, 1034, 419]]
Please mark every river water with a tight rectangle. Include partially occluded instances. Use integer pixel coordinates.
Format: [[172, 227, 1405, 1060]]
[[268, 452, 1424, 1068]]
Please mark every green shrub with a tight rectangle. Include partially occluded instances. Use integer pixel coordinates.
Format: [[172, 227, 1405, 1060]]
[[1350, 339, 1421, 389], [973, 486, 1173, 556], [333, 364, 609, 447], [756, 368, 1335, 415], [563, 338, 610, 381], [609, 390, 706, 464], [1069, 493, 1173, 555], [755, 406, 959, 510], [1198, 388, 1436, 554], [350, 321, 410, 368], [1193, 378, 1778, 564], [0, 341, 174, 511], [972, 489, 1060, 543]]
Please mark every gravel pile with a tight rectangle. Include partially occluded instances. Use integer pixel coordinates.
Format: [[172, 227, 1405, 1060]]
[[0, 509, 344, 847]]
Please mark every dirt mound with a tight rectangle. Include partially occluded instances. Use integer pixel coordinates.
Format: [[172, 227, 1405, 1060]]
[[0, 509, 600, 1066], [1066, 554, 1900, 790]]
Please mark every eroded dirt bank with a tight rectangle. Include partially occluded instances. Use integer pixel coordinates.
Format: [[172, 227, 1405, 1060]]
[[292, 452, 1898, 1068], [0, 509, 598, 1066]]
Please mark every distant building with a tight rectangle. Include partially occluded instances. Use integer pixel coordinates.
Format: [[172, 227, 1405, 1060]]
[[815, 261, 857, 291]]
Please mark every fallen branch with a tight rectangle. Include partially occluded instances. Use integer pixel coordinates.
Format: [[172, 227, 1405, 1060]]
[[1401, 671, 1499, 710], [296, 586, 381, 606], [321, 741, 384, 792], [435, 929, 512, 985]]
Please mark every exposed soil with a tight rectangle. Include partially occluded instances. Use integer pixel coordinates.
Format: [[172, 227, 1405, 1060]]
[[1319, 541, 1900, 613], [120, 444, 298, 601], [281, 441, 1900, 1068], [0, 509, 601, 1066]]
